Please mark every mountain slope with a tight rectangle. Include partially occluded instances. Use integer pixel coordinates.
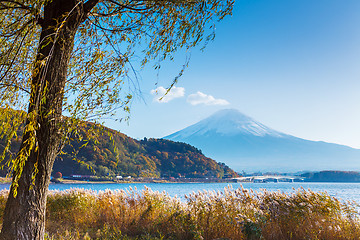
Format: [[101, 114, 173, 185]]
[[0, 110, 237, 178], [165, 109, 360, 172], [53, 125, 237, 178]]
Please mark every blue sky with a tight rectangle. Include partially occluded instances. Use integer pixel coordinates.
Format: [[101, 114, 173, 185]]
[[106, 0, 360, 149]]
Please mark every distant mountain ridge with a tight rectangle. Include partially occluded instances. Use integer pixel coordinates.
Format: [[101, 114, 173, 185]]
[[165, 109, 360, 172]]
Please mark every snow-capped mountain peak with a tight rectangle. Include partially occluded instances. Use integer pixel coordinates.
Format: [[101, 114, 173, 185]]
[[167, 109, 285, 140], [164, 109, 360, 172]]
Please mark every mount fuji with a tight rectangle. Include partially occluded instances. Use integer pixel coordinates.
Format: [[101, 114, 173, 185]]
[[164, 109, 360, 172]]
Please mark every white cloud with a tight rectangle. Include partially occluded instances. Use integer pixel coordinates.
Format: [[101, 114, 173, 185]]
[[150, 86, 185, 103], [187, 91, 230, 106]]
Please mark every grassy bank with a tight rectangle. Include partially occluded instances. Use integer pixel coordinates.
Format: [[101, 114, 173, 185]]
[[0, 186, 359, 239]]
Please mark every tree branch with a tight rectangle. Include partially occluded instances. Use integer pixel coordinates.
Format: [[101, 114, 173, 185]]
[[0, 83, 30, 94], [106, 0, 150, 12], [83, 0, 100, 15], [0, 0, 33, 11]]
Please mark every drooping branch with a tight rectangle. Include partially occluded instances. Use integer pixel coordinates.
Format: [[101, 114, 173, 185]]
[[0, 0, 33, 11]]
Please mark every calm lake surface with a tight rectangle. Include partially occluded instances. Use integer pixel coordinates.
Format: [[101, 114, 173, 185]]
[[0, 182, 360, 202]]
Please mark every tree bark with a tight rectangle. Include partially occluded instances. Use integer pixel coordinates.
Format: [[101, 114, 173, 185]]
[[0, 0, 85, 239]]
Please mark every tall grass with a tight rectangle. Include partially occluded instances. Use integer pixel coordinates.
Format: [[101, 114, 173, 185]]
[[0, 186, 359, 239]]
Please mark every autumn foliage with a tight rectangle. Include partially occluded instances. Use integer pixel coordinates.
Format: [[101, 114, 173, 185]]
[[53, 172, 62, 179], [0, 113, 237, 179], [53, 124, 238, 179]]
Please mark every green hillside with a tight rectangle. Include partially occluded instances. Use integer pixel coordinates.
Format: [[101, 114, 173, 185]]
[[54, 124, 237, 178], [0, 109, 237, 178], [0, 111, 237, 178]]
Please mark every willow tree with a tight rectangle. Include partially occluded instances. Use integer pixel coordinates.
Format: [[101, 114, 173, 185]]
[[0, 0, 234, 239]]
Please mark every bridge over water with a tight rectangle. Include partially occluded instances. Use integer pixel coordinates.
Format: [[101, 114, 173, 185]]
[[233, 175, 305, 183]]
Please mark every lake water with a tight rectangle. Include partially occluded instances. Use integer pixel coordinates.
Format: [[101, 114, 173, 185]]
[[1, 182, 360, 202]]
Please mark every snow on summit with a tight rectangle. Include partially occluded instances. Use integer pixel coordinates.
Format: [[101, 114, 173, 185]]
[[167, 109, 285, 139]]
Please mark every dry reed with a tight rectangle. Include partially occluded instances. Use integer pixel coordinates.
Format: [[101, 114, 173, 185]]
[[0, 186, 358, 239]]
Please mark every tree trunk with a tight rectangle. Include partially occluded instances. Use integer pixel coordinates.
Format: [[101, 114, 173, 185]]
[[0, 0, 84, 239]]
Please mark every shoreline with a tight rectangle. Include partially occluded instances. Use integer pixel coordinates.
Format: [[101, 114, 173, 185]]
[[50, 179, 237, 184], [2, 177, 360, 184]]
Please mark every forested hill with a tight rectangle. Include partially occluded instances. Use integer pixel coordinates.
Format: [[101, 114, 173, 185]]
[[53, 125, 237, 178], [0, 114, 237, 178], [0, 108, 237, 178]]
